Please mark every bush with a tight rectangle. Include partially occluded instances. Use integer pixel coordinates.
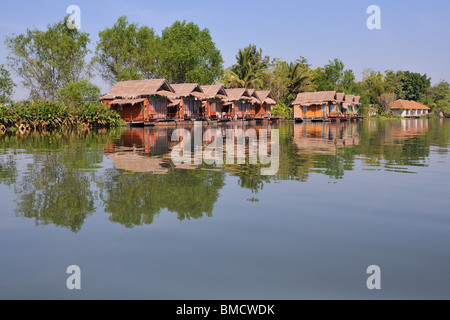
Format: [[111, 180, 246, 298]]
[[0, 100, 125, 130]]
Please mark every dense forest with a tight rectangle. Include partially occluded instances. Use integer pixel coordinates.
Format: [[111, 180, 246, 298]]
[[1, 16, 449, 118]]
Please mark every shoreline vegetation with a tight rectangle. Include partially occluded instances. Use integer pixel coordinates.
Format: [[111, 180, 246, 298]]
[[0, 101, 125, 133], [1, 15, 449, 131]]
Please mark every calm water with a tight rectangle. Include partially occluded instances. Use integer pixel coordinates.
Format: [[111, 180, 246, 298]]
[[0, 119, 449, 299]]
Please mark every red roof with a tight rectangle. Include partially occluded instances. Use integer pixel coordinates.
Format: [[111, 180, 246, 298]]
[[390, 100, 430, 110]]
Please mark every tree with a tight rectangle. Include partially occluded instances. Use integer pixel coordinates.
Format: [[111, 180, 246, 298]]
[[95, 16, 158, 85], [158, 20, 223, 84], [5, 16, 91, 100], [384, 70, 431, 101], [420, 80, 450, 115], [267, 59, 289, 104], [0, 65, 15, 103], [312, 59, 346, 91], [57, 80, 101, 106], [378, 92, 397, 113], [361, 70, 391, 105], [221, 45, 269, 89]]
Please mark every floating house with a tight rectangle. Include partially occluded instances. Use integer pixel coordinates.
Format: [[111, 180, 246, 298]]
[[292, 91, 362, 122], [167, 83, 205, 120], [100, 79, 174, 125], [224, 88, 252, 119], [255, 90, 277, 118], [200, 85, 228, 119], [389, 100, 430, 117], [292, 91, 337, 121], [343, 94, 355, 116]]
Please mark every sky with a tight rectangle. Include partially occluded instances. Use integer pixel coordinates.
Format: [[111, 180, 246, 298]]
[[0, 0, 449, 100]]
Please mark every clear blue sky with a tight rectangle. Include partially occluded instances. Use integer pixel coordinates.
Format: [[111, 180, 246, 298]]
[[1, 0, 449, 100]]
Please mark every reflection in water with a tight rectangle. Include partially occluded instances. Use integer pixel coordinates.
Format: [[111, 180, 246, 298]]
[[0, 119, 448, 231]]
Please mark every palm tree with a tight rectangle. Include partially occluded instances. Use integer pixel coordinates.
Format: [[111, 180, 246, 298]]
[[286, 62, 314, 93], [220, 45, 269, 89]]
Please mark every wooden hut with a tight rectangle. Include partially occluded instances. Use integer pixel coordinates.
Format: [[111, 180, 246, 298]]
[[255, 90, 277, 118], [353, 96, 361, 115], [224, 88, 252, 119], [291, 91, 337, 121], [200, 85, 228, 119], [167, 83, 205, 120], [328, 92, 345, 118], [343, 94, 355, 116], [100, 79, 174, 125], [246, 89, 263, 118]]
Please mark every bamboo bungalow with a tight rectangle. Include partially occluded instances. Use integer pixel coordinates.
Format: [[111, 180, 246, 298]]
[[353, 96, 361, 115], [167, 83, 205, 120], [100, 79, 174, 125], [255, 90, 277, 119], [292, 91, 337, 121], [246, 89, 260, 118], [200, 85, 228, 119], [224, 88, 252, 119], [342, 94, 355, 116], [389, 100, 430, 117], [328, 92, 345, 118]]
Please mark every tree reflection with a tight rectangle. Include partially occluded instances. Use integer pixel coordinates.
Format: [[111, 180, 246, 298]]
[[99, 169, 225, 228], [0, 119, 448, 231], [2, 129, 124, 232]]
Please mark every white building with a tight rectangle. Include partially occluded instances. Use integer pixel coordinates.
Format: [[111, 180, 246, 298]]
[[390, 100, 430, 117]]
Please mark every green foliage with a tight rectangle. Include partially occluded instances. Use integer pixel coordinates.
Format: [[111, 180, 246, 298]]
[[95, 16, 158, 85], [221, 44, 269, 89], [57, 80, 101, 106], [0, 101, 125, 130], [0, 65, 15, 103], [312, 59, 346, 91], [5, 16, 92, 100], [158, 20, 223, 84], [420, 80, 450, 115], [271, 102, 291, 119], [384, 70, 431, 101]]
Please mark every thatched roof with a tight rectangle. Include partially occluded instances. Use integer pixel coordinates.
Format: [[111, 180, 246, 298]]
[[353, 96, 361, 105], [335, 92, 345, 103], [291, 91, 337, 106], [110, 98, 146, 106], [168, 83, 204, 99], [256, 90, 277, 105], [224, 88, 252, 102], [390, 100, 430, 110], [101, 79, 174, 100], [200, 85, 228, 100], [246, 89, 261, 104]]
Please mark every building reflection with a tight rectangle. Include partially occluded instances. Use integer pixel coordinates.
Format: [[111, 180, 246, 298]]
[[293, 121, 360, 155]]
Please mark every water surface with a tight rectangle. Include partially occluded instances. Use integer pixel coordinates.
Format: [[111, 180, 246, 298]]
[[0, 119, 449, 299]]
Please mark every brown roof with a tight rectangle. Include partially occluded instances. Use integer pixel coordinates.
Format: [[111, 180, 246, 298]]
[[291, 91, 336, 106], [169, 83, 204, 99], [353, 96, 361, 105], [101, 79, 174, 100], [224, 88, 252, 102], [335, 92, 345, 103], [200, 85, 228, 100], [256, 90, 277, 105], [344, 94, 355, 103], [110, 98, 146, 105], [390, 100, 430, 110]]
